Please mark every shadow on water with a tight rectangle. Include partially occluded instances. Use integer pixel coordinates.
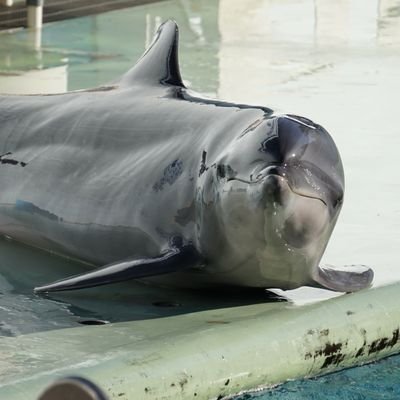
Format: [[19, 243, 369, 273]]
[[0, 237, 287, 337]]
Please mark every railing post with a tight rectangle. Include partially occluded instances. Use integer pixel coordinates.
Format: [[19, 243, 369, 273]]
[[26, 0, 43, 29]]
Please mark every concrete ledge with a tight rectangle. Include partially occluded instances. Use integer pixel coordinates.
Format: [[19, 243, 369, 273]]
[[1, 282, 400, 399]]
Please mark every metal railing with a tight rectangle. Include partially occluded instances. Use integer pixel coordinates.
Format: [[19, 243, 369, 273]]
[[0, 0, 43, 28]]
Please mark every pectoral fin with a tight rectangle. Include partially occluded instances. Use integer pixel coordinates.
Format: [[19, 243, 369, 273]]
[[313, 264, 374, 293], [34, 244, 201, 293]]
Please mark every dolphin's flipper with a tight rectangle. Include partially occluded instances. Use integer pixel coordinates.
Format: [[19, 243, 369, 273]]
[[313, 264, 374, 292], [34, 245, 201, 293], [120, 19, 184, 87]]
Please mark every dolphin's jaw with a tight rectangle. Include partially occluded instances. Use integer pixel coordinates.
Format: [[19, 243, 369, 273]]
[[251, 173, 328, 287], [203, 169, 335, 289]]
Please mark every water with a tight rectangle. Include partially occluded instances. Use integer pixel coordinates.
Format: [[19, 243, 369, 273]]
[[236, 355, 400, 399], [1, 0, 400, 398]]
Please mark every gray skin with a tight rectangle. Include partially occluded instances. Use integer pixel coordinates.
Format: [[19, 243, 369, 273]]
[[0, 21, 373, 293]]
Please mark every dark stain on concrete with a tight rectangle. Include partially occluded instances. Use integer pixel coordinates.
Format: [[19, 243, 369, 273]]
[[355, 347, 364, 357], [305, 341, 344, 365], [368, 328, 399, 355], [305, 352, 312, 360], [308, 327, 400, 369], [317, 342, 346, 369], [355, 328, 368, 358], [304, 333, 346, 369], [317, 342, 342, 356], [321, 352, 345, 368], [354, 327, 399, 358], [306, 328, 329, 337]]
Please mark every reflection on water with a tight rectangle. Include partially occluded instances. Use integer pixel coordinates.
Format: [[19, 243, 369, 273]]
[[379, 0, 400, 44], [1, 0, 397, 94], [0, 0, 399, 330], [217, 0, 400, 102], [0, 0, 221, 94]]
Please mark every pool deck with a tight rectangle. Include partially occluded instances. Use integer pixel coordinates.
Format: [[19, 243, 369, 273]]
[[0, 0, 166, 31]]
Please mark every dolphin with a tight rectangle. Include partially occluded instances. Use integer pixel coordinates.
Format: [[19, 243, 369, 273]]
[[0, 20, 373, 293]]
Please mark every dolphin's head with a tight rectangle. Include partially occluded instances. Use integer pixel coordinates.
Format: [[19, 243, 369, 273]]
[[202, 114, 344, 289]]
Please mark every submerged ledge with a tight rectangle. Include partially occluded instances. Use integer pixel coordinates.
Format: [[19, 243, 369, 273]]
[[1, 282, 400, 399]]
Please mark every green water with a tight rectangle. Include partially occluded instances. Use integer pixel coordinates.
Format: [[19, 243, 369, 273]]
[[1, 0, 400, 398], [0, 0, 221, 94]]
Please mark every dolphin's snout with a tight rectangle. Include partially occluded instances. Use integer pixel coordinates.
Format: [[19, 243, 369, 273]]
[[257, 165, 329, 249], [250, 165, 290, 208], [272, 115, 344, 211]]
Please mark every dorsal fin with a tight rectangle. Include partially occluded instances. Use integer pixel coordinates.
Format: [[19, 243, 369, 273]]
[[120, 20, 184, 87]]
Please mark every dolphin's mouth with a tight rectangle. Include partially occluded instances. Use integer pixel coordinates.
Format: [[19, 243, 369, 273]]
[[227, 164, 330, 207], [257, 165, 329, 206]]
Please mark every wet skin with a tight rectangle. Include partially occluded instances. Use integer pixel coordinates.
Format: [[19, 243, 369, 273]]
[[0, 21, 372, 292]]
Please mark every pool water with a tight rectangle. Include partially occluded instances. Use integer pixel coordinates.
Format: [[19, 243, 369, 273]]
[[237, 354, 400, 399], [1, 0, 400, 398]]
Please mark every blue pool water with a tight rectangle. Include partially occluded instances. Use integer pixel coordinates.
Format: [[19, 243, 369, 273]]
[[237, 355, 400, 399]]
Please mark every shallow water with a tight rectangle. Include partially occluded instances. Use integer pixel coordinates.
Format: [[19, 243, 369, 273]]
[[0, 0, 400, 398]]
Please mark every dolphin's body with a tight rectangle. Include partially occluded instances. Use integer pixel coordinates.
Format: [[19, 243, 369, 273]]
[[0, 21, 373, 293]]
